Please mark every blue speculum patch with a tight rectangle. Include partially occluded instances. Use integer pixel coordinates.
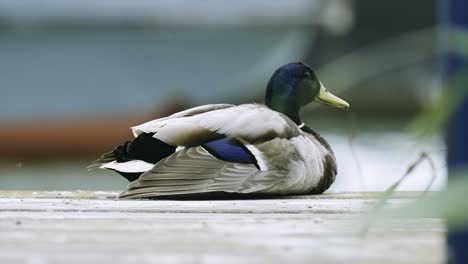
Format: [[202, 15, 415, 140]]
[[201, 137, 257, 165]]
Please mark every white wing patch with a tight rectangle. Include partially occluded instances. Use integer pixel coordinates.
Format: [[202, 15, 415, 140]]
[[175, 146, 186, 152], [243, 144, 269, 171], [101, 160, 154, 173]]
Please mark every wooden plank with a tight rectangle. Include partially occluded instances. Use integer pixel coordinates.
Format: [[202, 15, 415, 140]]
[[0, 191, 445, 264]]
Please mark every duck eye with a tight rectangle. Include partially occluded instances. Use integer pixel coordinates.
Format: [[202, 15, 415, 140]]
[[304, 72, 310, 78]]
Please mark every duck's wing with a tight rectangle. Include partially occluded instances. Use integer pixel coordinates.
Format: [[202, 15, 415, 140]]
[[118, 146, 284, 199], [131, 104, 300, 146], [196, 104, 299, 143], [131, 104, 234, 137]]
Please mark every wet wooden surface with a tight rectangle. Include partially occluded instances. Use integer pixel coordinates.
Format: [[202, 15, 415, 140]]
[[0, 191, 445, 264]]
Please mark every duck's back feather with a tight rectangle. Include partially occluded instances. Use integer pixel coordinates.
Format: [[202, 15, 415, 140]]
[[131, 104, 300, 147], [131, 104, 234, 138]]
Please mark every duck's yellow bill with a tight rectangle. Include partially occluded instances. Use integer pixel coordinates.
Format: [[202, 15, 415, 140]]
[[314, 82, 350, 109]]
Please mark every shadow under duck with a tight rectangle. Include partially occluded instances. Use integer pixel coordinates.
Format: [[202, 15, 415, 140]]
[[90, 62, 349, 199]]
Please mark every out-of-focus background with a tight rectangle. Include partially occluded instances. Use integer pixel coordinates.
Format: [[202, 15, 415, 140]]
[[0, 0, 445, 192]]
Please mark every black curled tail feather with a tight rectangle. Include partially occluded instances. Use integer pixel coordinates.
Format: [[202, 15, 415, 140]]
[[88, 133, 177, 170], [87, 141, 132, 170]]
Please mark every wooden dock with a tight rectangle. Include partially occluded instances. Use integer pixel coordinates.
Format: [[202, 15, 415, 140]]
[[0, 191, 444, 264]]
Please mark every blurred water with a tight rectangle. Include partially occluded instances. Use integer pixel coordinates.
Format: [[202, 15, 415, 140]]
[[0, 28, 311, 121], [328, 132, 445, 192], [0, 129, 446, 192]]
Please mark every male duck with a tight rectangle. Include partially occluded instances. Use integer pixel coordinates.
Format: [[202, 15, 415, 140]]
[[91, 62, 349, 199]]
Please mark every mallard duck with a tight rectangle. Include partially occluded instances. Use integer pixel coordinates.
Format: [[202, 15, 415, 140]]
[[90, 62, 349, 199]]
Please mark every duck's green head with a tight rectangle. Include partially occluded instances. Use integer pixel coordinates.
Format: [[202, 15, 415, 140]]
[[265, 62, 349, 124]]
